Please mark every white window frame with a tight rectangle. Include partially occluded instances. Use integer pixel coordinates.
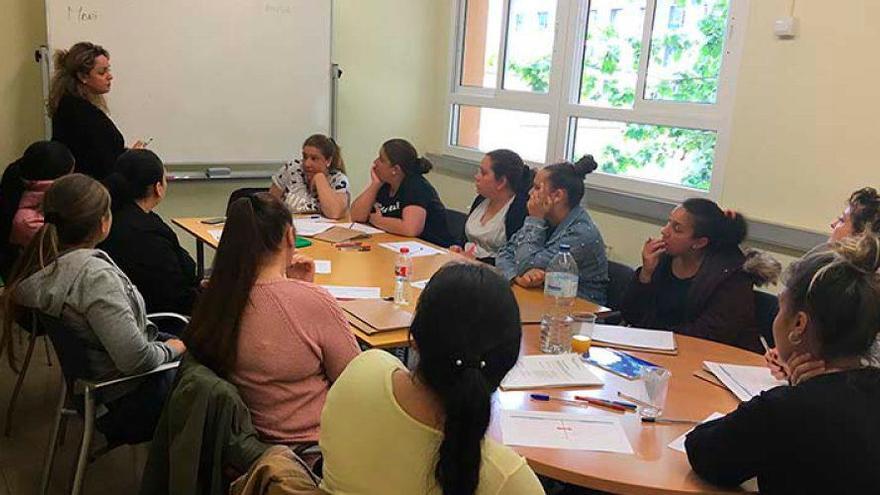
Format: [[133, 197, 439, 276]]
[[444, 0, 749, 202]]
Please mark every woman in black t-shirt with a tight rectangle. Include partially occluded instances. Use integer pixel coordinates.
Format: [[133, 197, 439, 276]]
[[351, 139, 452, 247]]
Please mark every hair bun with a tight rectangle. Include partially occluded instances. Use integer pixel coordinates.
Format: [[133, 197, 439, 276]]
[[417, 156, 433, 174], [53, 49, 69, 70], [834, 234, 880, 274], [573, 155, 598, 178]]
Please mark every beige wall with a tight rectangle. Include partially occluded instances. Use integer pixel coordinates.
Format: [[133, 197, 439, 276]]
[[0, 0, 46, 166]]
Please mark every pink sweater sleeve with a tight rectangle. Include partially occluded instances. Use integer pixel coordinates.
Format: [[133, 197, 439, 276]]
[[316, 288, 362, 382]]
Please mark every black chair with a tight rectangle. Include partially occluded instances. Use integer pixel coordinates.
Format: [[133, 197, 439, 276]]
[[38, 312, 187, 495], [597, 261, 635, 325], [445, 209, 468, 245], [754, 290, 779, 348], [225, 187, 269, 216], [2, 308, 52, 437]]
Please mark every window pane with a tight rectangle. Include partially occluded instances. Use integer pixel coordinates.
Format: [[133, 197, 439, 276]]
[[644, 0, 729, 104], [460, 0, 504, 88], [503, 0, 557, 93], [454, 105, 549, 162], [571, 118, 717, 191], [578, 0, 648, 108]]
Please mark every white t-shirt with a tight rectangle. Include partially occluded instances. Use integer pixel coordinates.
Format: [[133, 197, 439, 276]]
[[465, 196, 514, 259], [272, 160, 349, 214]]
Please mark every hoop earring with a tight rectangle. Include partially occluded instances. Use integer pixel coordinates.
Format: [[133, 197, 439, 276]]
[[787, 331, 803, 345]]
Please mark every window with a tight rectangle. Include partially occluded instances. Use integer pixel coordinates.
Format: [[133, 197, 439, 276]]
[[448, 0, 745, 199]]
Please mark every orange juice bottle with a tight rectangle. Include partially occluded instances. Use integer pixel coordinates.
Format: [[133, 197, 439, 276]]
[[571, 334, 592, 354]]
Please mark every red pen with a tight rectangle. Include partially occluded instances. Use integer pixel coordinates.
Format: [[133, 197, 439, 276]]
[[574, 395, 629, 412]]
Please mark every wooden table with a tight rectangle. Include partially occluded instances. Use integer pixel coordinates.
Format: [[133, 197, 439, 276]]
[[172, 217, 609, 348], [488, 327, 763, 494]]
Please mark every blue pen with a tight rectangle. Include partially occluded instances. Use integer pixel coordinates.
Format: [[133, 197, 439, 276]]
[[529, 393, 588, 408]]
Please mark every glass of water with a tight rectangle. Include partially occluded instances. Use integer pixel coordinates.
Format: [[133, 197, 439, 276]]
[[637, 367, 671, 418]]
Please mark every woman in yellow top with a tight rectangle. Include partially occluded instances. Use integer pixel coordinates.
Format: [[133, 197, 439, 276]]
[[319, 263, 543, 494]]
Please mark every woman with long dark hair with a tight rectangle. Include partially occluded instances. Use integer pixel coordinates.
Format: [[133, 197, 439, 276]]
[[183, 193, 359, 450], [319, 263, 543, 494]]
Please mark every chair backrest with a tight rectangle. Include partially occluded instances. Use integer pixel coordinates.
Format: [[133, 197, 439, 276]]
[[37, 312, 91, 382], [606, 260, 635, 310], [226, 187, 269, 216], [754, 290, 779, 347], [446, 209, 468, 244]]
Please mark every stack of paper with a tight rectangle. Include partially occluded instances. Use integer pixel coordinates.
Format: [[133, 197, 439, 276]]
[[320, 285, 381, 300], [293, 218, 336, 237], [348, 223, 384, 235], [378, 241, 445, 258], [667, 412, 724, 453], [592, 325, 677, 354], [702, 362, 786, 402], [501, 354, 603, 390], [314, 260, 331, 274], [501, 410, 633, 454]]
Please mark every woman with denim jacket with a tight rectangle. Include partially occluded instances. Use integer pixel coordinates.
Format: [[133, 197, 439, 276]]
[[496, 156, 609, 305]]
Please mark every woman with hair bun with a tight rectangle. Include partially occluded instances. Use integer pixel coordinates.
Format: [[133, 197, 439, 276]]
[[50, 42, 146, 180], [100, 149, 198, 315], [319, 262, 543, 494], [622, 198, 780, 352], [450, 149, 534, 264], [496, 155, 609, 304], [686, 235, 880, 493], [350, 138, 452, 247]]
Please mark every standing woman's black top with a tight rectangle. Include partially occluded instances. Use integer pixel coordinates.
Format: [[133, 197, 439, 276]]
[[52, 94, 125, 180], [99, 202, 199, 315]]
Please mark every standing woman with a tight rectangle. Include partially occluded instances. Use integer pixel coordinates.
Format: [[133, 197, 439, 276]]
[[49, 42, 145, 180], [350, 139, 452, 247], [100, 149, 199, 315], [269, 134, 350, 219]]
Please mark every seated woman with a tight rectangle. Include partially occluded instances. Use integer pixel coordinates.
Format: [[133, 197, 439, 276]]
[[269, 134, 349, 219], [100, 150, 199, 315], [686, 235, 880, 493], [450, 149, 533, 264], [495, 155, 609, 304], [767, 186, 880, 380], [183, 193, 360, 451], [2, 174, 185, 444], [320, 262, 543, 494], [350, 139, 452, 247], [10, 141, 75, 248], [621, 199, 779, 352]]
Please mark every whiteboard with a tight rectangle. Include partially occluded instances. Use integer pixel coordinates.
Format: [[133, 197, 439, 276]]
[[45, 0, 332, 165]]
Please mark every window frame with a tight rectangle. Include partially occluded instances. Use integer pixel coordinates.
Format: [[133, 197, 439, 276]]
[[444, 0, 749, 202]]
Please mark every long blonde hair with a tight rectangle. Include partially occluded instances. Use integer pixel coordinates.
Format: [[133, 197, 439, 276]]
[[0, 174, 111, 369], [48, 42, 110, 116]]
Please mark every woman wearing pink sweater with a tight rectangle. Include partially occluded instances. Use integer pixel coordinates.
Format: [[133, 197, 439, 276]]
[[183, 193, 360, 451], [9, 141, 74, 247]]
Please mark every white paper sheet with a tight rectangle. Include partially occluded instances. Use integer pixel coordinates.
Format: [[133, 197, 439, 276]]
[[703, 362, 787, 402], [208, 228, 223, 243], [501, 410, 634, 454], [314, 260, 331, 274], [667, 412, 725, 453], [348, 222, 385, 235], [378, 241, 445, 258], [501, 354, 603, 390], [320, 285, 381, 300], [592, 324, 676, 351], [293, 219, 335, 237], [411, 279, 430, 290]]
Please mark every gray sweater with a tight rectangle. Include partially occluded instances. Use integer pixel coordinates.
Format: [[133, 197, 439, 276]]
[[14, 249, 180, 400]]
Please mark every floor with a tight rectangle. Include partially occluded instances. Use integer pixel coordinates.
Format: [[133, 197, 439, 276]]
[[0, 332, 144, 495]]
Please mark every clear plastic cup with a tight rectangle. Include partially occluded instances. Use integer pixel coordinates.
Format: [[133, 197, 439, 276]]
[[570, 312, 596, 355], [637, 367, 671, 418]]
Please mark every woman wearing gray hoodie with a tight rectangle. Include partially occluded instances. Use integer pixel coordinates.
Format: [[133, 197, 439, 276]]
[[0, 174, 185, 444]]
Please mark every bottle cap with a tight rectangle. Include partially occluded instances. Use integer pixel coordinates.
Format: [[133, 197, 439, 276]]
[[560, 243, 571, 251], [400, 247, 410, 254]]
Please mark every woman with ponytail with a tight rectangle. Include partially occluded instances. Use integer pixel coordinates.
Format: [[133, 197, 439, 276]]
[[450, 149, 534, 264], [686, 234, 880, 493], [184, 193, 358, 450], [0, 174, 185, 444], [622, 198, 780, 352], [351, 138, 452, 246], [319, 263, 543, 494], [496, 155, 609, 304], [100, 149, 198, 315], [49, 42, 147, 180]]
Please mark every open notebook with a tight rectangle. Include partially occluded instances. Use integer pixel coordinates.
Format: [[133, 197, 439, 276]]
[[501, 354, 603, 390]]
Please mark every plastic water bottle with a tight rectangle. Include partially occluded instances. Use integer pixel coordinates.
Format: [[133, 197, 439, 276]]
[[393, 247, 412, 305], [540, 244, 579, 353]]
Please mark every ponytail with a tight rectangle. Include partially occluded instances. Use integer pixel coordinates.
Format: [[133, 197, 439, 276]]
[[681, 198, 747, 251], [409, 263, 521, 495], [103, 149, 165, 210], [382, 138, 432, 176]]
